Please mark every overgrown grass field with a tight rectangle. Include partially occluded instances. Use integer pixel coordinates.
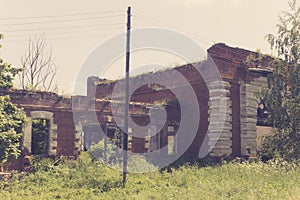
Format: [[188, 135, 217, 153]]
[[1, 153, 300, 200]]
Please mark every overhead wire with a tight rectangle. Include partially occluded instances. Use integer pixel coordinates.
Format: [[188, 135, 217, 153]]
[[0, 8, 254, 59], [133, 12, 214, 45], [133, 12, 256, 59], [1, 23, 125, 33], [0, 10, 126, 41], [5, 26, 124, 39], [1, 32, 124, 42], [0, 10, 124, 20], [48, 33, 124, 41], [0, 14, 125, 27]]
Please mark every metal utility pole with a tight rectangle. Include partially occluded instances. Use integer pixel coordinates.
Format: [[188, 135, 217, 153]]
[[123, 6, 131, 184]]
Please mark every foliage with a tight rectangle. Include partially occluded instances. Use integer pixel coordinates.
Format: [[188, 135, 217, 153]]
[[0, 96, 26, 166], [28, 156, 56, 173], [0, 157, 300, 199], [258, 0, 300, 160], [89, 127, 123, 165], [0, 36, 22, 90], [89, 139, 157, 172], [89, 139, 122, 165], [127, 155, 158, 173], [0, 37, 26, 166]]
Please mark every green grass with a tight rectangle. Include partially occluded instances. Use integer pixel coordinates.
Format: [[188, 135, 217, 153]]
[[1, 154, 300, 200]]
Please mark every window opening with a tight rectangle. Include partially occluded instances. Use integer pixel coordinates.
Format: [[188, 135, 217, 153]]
[[31, 119, 50, 155]]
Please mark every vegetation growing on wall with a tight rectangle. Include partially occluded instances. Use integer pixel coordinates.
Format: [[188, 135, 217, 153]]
[[258, 0, 300, 160]]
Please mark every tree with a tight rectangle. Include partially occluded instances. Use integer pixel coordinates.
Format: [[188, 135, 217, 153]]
[[20, 36, 57, 91], [259, 0, 300, 160], [0, 36, 22, 90], [0, 96, 26, 169], [0, 35, 26, 169]]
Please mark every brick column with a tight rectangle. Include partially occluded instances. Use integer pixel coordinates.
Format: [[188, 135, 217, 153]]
[[74, 123, 82, 155], [208, 81, 232, 157], [49, 123, 58, 156], [240, 77, 267, 157], [22, 119, 32, 153]]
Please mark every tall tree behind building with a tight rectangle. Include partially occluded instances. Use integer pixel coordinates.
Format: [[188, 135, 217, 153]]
[[20, 36, 57, 92], [259, 0, 300, 160]]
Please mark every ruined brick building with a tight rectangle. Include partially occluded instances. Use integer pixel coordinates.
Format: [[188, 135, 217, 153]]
[[2, 43, 274, 170]]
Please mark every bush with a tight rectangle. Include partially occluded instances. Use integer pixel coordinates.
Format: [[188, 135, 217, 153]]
[[89, 139, 122, 165], [28, 156, 56, 172], [1, 158, 300, 199], [127, 155, 158, 173]]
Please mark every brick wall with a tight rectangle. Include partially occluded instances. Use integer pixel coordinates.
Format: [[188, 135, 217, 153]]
[[1, 43, 274, 172], [91, 43, 273, 159]]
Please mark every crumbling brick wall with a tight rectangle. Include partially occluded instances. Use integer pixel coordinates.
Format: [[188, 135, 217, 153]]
[[1, 43, 273, 172], [90, 43, 272, 159]]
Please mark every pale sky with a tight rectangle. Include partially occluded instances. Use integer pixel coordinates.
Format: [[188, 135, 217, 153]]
[[0, 0, 290, 95]]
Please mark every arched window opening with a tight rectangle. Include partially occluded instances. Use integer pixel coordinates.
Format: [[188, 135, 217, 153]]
[[31, 119, 50, 155]]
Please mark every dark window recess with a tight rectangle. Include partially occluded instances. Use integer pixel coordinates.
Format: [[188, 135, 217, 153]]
[[31, 119, 50, 155], [107, 126, 122, 148], [257, 100, 270, 126]]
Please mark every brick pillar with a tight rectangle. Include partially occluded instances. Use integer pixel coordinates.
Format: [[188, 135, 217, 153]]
[[22, 119, 32, 153], [240, 77, 267, 157], [208, 80, 232, 157], [49, 123, 58, 156], [160, 124, 169, 156], [87, 76, 99, 98], [74, 123, 82, 155]]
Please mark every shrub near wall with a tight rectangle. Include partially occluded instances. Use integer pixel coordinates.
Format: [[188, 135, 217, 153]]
[[0, 154, 300, 199]]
